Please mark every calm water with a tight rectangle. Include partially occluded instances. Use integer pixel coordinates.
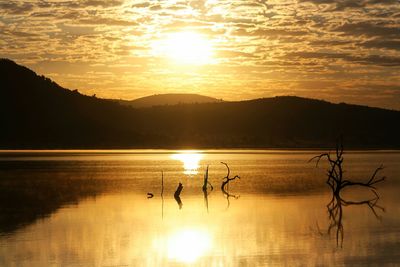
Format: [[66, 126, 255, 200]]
[[0, 150, 399, 266]]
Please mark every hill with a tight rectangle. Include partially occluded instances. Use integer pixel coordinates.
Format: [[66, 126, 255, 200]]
[[0, 59, 145, 148], [119, 93, 222, 108], [1, 58, 400, 149]]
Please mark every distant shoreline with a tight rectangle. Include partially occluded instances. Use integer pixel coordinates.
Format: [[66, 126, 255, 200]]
[[1, 148, 399, 154]]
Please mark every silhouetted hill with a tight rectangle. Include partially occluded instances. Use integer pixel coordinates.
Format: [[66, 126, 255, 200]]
[[0, 59, 147, 148], [119, 93, 222, 108], [1, 58, 400, 149]]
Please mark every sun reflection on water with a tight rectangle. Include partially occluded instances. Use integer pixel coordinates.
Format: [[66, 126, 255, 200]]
[[171, 152, 203, 175], [152, 228, 212, 264]]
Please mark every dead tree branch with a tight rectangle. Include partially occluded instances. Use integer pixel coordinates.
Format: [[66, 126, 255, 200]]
[[220, 162, 240, 209], [310, 139, 385, 195], [310, 138, 386, 247], [202, 165, 213, 192], [221, 162, 240, 192]]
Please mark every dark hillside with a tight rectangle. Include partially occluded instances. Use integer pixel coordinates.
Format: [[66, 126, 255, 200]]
[[1, 59, 399, 149]]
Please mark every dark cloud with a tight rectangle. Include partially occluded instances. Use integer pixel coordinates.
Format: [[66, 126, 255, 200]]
[[299, 0, 399, 11], [1, 29, 39, 38], [57, 23, 96, 35], [216, 50, 258, 59], [0, 2, 34, 15], [361, 40, 400, 51], [149, 5, 163, 11], [79, 18, 138, 26], [132, 2, 150, 8], [299, 0, 365, 11], [233, 28, 309, 37], [54, 0, 123, 8], [79, 0, 124, 7], [288, 52, 400, 66], [352, 55, 400, 66], [30, 12, 58, 18], [310, 40, 352, 46], [335, 22, 400, 37]]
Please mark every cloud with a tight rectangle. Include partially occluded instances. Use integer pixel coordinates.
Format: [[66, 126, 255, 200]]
[[216, 50, 258, 59], [57, 23, 96, 35], [335, 22, 400, 37], [288, 52, 400, 66], [132, 2, 150, 8], [0, 2, 34, 15], [361, 40, 400, 51], [78, 18, 138, 26], [299, 0, 400, 11], [60, 0, 124, 8], [0, 0, 399, 109]]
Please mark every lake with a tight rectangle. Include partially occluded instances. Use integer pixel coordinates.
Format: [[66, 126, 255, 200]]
[[0, 150, 399, 266]]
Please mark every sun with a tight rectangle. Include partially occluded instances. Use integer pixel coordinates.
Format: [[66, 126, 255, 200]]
[[152, 32, 214, 65]]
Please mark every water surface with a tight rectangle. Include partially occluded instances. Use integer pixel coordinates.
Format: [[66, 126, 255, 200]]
[[0, 150, 399, 266]]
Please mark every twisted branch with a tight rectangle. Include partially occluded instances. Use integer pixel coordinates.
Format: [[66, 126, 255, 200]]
[[310, 139, 385, 195], [220, 162, 240, 209], [221, 162, 240, 192]]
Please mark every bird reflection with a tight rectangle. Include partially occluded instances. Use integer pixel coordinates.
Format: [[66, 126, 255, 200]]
[[323, 190, 384, 247]]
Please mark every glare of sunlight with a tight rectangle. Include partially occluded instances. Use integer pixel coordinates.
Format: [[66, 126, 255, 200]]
[[167, 229, 212, 263], [171, 152, 203, 175], [151, 32, 214, 65]]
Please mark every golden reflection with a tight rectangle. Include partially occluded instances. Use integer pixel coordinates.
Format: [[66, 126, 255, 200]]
[[171, 152, 203, 175], [167, 229, 212, 263]]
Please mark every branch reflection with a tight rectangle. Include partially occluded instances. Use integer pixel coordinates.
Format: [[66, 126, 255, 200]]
[[325, 190, 384, 247]]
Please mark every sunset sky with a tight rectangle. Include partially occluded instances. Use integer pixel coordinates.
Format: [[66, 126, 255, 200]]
[[1, 0, 399, 109]]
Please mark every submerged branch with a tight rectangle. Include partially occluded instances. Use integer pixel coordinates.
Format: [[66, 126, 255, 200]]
[[220, 162, 240, 192], [220, 162, 240, 210], [202, 165, 213, 192], [174, 182, 183, 210]]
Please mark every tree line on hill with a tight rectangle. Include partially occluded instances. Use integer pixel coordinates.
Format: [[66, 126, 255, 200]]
[[1, 58, 399, 149]]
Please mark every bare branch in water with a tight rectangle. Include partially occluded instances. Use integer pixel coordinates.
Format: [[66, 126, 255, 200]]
[[202, 166, 213, 212], [310, 137, 386, 247], [174, 182, 183, 210], [221, 162, 240, 192], [202, 165, 213, 192], [310, 138, 385, 195], [220, 162, 240, 209], [324, 191, 384, 247]]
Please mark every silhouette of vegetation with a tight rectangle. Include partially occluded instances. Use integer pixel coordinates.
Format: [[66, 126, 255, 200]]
[[202, 165, 213, 192], [317, 191, 385, 248], [311, 139, 386, 247], [221, 162, 240, 192], [221, 162, 240, 209], [202, 165, 213, 212], [174, 182, 183, 209], [310, 138, 385, 196], [119, 93, 221, 108], [1, 59, 400, 149], [161, 171, 164, 218]]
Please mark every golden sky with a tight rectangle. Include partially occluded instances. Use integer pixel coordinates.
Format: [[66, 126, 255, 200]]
[[1, 0, 399, 109]]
